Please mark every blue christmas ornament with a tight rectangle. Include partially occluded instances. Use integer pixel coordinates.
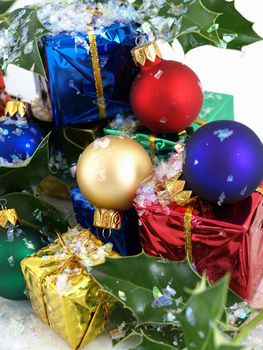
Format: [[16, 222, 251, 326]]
[[183, 120, 263, 204], [0, 101, 43, 165]]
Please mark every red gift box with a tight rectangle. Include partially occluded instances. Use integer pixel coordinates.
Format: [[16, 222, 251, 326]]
[[135, 186, 263, 301], [0, 71, 10, 115]]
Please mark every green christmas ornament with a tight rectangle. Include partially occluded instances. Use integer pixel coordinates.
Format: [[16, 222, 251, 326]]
[[0, 219, 44, 300]]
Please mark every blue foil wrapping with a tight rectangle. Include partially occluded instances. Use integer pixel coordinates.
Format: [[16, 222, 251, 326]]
[[42, 23, 137, 127], [70, 187, 141, 256]]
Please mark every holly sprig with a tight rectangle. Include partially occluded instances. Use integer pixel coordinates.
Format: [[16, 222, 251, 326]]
[[0, 0, 261, 77], [92, 253, 263, 350]]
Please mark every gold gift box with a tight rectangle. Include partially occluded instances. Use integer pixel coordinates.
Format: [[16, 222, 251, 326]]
[[21, 225, 118, 349]]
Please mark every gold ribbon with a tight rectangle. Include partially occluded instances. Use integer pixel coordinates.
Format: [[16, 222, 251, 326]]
[[183, 201, 195, 263], [87, 25, 106, 119], [256, 187, 263, 195], [194, 119, 207, 126], [149, 134, 156, 158]]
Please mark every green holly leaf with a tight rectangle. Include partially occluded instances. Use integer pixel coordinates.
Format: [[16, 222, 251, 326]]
[[92, 252, 201, 324], [105, 302, 138, 346], [0, 0, 15, 14], [106, 302, 185, 348], [0, 8, 49, 76], [0, 134, 51, 196], [130, 334, 176, 350], [177, 277, 244, 350], [2, 192, 69, 240], [139, 324, 184, 349], [174, 0, 220, 52], [202, 0, 262, 49], [208, 326, 244, 350]]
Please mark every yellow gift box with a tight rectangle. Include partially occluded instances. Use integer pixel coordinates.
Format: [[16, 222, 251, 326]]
[[21, 225, 118, 349]]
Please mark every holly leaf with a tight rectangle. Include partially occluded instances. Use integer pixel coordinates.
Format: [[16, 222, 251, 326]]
[[0, 8, 49, 76], [2, 192, 69, 240], [106, 302, 185, 348], [0, 1, 15, 14], [105, 302, 137, 346], [130, 335, 176, 350], [92, 253, 201, 324], [139, 324, 184, 349], [174, 0, 220, 52], [177, 277, 244, 350], [202, 0, 262, 49], [0, 134, 51, 196]]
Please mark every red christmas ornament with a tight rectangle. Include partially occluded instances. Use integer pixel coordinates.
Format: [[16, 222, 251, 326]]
[[130, 42, 204, 133]]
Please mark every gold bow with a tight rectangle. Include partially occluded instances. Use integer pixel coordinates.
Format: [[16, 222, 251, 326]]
[[166, 172, 194, 206]]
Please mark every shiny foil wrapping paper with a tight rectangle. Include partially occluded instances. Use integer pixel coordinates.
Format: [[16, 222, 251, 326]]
[[0, 71, 10, 116], [42, 23, 137, 127], [135, 187, 263, 300], [70, 187, 141, 256], [104, 91, 234, 160], [21, 226, 118, 349]]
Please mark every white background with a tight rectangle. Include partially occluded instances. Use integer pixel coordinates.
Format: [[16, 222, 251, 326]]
[[1, 1, 263, 350]]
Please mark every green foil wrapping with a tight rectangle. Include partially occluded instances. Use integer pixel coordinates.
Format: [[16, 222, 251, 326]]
[[104, 91, 234, 160]]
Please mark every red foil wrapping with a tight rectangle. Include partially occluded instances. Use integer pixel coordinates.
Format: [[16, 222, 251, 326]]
[[135, 188, 263, 300], [0, 71, 10, 115]]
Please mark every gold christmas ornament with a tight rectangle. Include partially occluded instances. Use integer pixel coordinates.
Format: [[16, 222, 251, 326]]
[[76, 135, 152, 229]]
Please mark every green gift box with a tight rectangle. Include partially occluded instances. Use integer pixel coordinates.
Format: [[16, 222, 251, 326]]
[[103, 91, 234, 161], [192, 91, 234, 131]]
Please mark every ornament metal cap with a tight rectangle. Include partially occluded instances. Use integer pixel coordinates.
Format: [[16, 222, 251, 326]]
[[94, 207, 123, 230], [5, 100, 27, 117], [131, 41, 162, 67], [0, 199, 19, 228]]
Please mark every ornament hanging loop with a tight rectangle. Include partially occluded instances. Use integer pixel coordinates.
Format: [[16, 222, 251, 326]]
[[135, 34, 148, 47], [102, 228, 112, 239], [0, 198, 7, 211]]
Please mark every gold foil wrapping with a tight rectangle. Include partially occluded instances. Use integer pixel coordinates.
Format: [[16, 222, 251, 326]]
[[21, 226, 118, 350]]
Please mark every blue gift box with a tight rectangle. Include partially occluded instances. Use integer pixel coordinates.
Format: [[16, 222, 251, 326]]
[[42, 23, 137, 127], [70, 187, 141, 256]]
